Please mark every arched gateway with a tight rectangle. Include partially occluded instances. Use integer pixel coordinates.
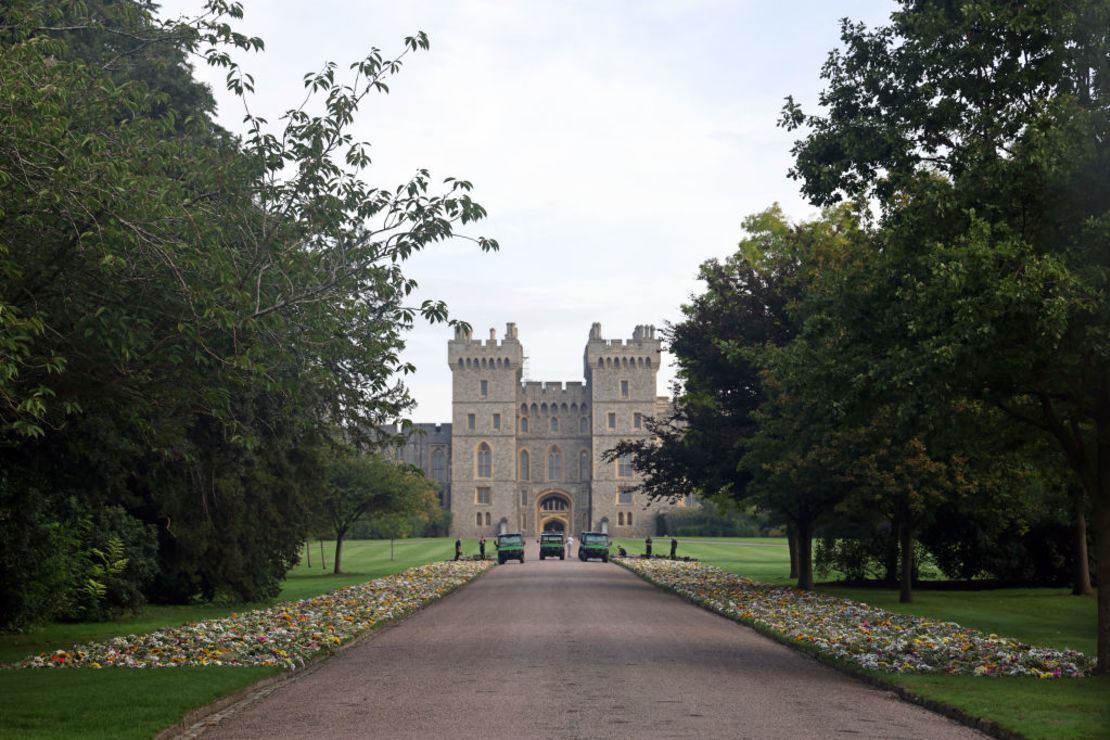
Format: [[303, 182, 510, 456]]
[[537, 491, 571, 535]]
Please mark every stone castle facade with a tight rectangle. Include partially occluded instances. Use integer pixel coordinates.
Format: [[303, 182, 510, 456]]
[[394, 322, 682, 537]]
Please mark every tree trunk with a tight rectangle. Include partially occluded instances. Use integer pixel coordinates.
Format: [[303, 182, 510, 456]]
[[1091, 472, 1109, 674], [333, 530, 345, 575], [787, 524, 799, 579], [899, 505, 913, 604], [1070, 486, 1093, 596], [884, 531, 899, 585], [796, 518, 814, 590]]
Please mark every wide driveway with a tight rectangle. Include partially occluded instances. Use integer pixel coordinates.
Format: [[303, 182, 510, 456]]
[[197, 542, 981, 739]]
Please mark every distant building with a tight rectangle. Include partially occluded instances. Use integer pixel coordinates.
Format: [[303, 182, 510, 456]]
[[395, 322, 685, 537]]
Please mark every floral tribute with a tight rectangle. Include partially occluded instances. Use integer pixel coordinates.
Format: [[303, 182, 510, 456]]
[[15, 560, 492, 670], [620, 559, 1095, 678]]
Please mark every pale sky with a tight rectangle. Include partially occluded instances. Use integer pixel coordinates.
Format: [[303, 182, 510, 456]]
[[159, 1, 896, 421]]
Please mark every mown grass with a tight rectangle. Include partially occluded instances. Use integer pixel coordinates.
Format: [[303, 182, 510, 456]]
[[614, 535, 1104, 739], [0, 537, 457, 738]]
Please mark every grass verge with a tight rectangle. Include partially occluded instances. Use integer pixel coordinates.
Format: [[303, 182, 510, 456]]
[[613, 537, 1103, 739], [0, 537, 470, 738]]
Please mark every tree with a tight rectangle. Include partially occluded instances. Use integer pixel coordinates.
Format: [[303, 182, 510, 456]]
[[320, 452, 438, 574], [783, 0, 1110, 668], [0, 0, 495, 618]]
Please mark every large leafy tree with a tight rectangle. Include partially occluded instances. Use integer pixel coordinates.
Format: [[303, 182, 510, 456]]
[[0, 0, 495, 621], [783, 0, 1109, 670]]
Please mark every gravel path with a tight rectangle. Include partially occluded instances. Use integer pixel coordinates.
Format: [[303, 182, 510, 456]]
[[197, 542, 983, 739]]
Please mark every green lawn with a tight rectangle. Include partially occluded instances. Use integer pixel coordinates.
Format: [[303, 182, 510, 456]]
[[615, 535, 1104, 739], [0, 537, 458, 739]]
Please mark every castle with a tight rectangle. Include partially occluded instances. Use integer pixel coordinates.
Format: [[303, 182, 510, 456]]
[[395, 322, 684, 537]]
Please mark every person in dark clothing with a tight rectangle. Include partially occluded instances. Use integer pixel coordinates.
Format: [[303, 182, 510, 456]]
[[645, 536, 653, 558], [670, 537, 678, 559], [454, 538, 462, 561], [479, 536, 487, 560]]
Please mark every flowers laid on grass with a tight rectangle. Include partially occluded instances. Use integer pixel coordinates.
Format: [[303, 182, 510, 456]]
[[619, 558, 1095, 678], [16, 560, 492, 671]]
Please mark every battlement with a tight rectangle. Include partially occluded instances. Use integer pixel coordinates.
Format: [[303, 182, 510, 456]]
[[449, 322, 524, 370], [521, 380, 589, 399]]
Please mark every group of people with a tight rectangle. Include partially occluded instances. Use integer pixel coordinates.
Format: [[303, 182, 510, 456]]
[[643, 536, 679, 559]]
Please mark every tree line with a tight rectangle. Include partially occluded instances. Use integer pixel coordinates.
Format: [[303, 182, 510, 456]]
[[0, 1, 484, 626], [611, 0, 1108, 673]]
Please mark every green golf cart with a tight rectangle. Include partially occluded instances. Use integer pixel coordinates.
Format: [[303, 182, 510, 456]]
[[577, 532, 610, 562], [495, 533, 525, 564], [539, 533, 565, 560]]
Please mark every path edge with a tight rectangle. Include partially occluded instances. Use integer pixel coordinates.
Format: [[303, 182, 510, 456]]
[[156, 561, 494, 739], [613, 559, 1023, 740]]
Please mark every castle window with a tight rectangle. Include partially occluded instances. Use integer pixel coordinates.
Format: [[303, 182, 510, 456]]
[[621, 380, 629, 398], [646, 357, 652, 367], [618, 454, 633, 478], [618, 512, 625, 525], [622, 357, 628, 368], [550, 417, 559, 432], [477, 443, 492, 478], [480, 379, 488, 396], [598, 358, 604, 368], [638, 357, 644, 367], [467, 413, 475, 431], [547, 448, 561, 481], [520, 489, 528, 506], [476, 513, 482, 525], [619, 487, 634, 504], [530, 403, 538, 415], [493, 413, 501, 430], [579, 416, 588, 433], [580, 403, 587, 414], [608, 412, 616, 429], [634, 413, 642, 429], [431, 448, 446, 483], [627, 512, 633, 525], [485, 512, 491, 525], [579, 449, 589, 479], [541, 403, 548, 414], [520, 417, 528, 432], [561, 403, 568, 412], [458, 358, 464, 368], [476, 487, 491, 505], [571, 402, 578, 412], [520, 404, 528, 415], [540, 495, 568, 512], [520, 449, 529, 480]]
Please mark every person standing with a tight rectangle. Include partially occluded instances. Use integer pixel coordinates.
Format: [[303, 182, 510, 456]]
[[454, 537, 462, 561], [645, 536, 653, 558], [565, 534, 574, 559], [670, 537, 678, 560], [479, 536, 487, 560]]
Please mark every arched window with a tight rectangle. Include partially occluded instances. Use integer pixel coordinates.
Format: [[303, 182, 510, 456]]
[[618, 512, 625, 526], [646, 357, 652, 367], [520, 417, 528, 432], [519, 450, 530, 480], [571, 402, 578, 412], [520, 403, 528, 415], [627, 512, 633, 526], [541, 403, 548, 414], [477, 443, 492, 478], [579, 416, 588, 433], [530, 403, 538, 415], [561, 403, 568, 412], [476, 513, 482, 526], [548, 448, 561, 481], [550, 417, 559, 432], [431, 449, 446, 483], [540, 495, 568, 512], [457, 358, 464, 368], [579, 449, 589, 479], [580, 403, 588, 414], [485, 512, 491, 525]]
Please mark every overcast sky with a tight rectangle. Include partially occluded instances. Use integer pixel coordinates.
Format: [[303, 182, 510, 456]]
[[159, 1, 896, 421]]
